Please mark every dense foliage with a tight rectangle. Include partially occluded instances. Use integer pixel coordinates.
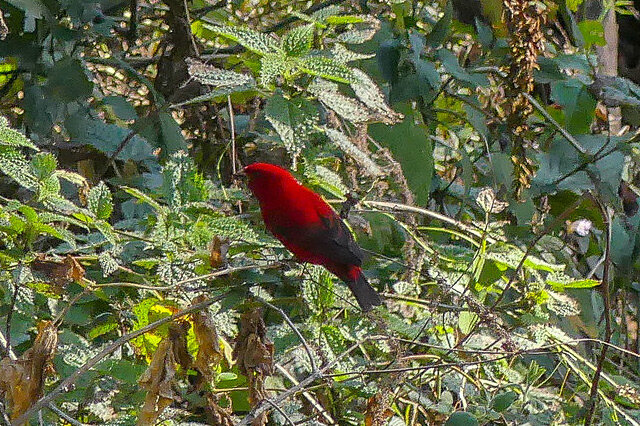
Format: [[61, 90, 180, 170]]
[[1, 0, 640, 425]]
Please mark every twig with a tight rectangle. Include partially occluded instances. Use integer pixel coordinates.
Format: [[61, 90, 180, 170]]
[[521, 92, 587, 155], [263, 399, 295, 426], [274, 364, 335, 425], [237, 335, 389, 426], [0, 403, 11, 426], [583, 202, 613, 426], [362, 200, 502, 243], [256, 297, 317, 373], [13, 293, 230, 425], [46, 405, 86, 426], [5, 282, 19, 352], [227, 96, 237, 175]]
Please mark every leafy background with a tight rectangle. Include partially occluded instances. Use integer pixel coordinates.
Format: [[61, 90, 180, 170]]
[[1, 0, 640, 425]]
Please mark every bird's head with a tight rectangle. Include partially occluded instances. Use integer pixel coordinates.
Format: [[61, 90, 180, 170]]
[[243, 162, 295, 198]]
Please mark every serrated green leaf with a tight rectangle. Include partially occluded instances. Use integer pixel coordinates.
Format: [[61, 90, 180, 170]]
[[351, 69, 403, 124], [0, 146, 38, 189], [88, 182, 113, 220], [187, 60, 255, 87], [31, 152, 57, 180], [37, 175, 61, 201], [335, 17, 380, 44], [330, 44, 375, 63], [265, 93, 319, 155], [94, 219, 118, 245], [204, 24, 280, 55], [0, 116, 38, 150], [297, 56, 354, 83], [323, 127, 382, 176], [282, 24, 314, 56], [308, 78, 370, 123], [259, 53, 289, 87], [54, 170, 88, 187]]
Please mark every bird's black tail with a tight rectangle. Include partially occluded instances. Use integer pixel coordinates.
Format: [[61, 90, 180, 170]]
[[346, 272, 382, 312]]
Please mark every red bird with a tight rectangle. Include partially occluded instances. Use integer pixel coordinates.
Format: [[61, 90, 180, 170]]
[[244, 163, 382, 311]]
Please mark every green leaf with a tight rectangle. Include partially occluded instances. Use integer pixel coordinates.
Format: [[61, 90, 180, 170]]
[[425, 0, 452, 47], [458, 311, 479, 334], [94, 219, 118, 245], [121, 186, 165, 212], [264, 92, 319, 156], [492, 391, 518, 412], [37, 175, 61, 201], [323, 127, 383, 176], [329, 44, 375, 63], [204, 24, 280, 55], [368, 110, 433, 205], [259, 53, 289, 87], [158, 112, 187, 155], [45, 57, 94, 102], [578, 20, 605, 49], [88, 182, 113, 220], [65, 114, 154, 162], [282, 24, 314, 56], [297, 56, 354, 83], [445, 412, 479, 426], [351, 69, 403, 124], [88, 320, 118, 340], [335, 16, 380, 44], [308, 78, 370, 123], [437, 49, 489, 87], [550, 80, 596, 134], [0, 146, 38, 189], [0, 116, 39, 150], [325, 15, 367, 25], [103, 96, 138, 121], [187, 60, 255, 88], [31, 152, 57, 180], [548, 278, 600, 289]]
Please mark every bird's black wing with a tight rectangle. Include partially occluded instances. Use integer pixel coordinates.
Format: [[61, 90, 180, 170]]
[[272, 213, 364, 267]]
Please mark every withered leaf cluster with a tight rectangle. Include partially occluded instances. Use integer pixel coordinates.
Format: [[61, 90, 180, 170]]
[[138, 298, 233, 425], [137, 320, 191, 426], [0, 321, 58, 420], [364, 391, 394, 426], [233, 309, 274, 426], [31, 254, 85, 291], [191, 295, 223, 381]]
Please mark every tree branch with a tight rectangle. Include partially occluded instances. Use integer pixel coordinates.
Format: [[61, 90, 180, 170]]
[[13, 293, 230, 425]]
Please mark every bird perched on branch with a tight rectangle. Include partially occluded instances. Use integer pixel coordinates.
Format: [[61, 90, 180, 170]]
[[243, 162, 382, 311]]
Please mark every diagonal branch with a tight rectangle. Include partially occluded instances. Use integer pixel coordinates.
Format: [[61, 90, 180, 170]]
[[13, 292, 230, 425]]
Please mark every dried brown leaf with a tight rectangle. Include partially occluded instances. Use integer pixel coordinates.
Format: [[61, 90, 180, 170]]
[[169, 320, 192, 371], [209, 236, 229, 268], [0, 321, 58, 419], [364, 391, 393, 426], [32, 254, 85, 288], [191, 295, 223, 383], [233, 310, 274, 408], [138, 320, 192, 426], [206, 394, 234, 426]]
